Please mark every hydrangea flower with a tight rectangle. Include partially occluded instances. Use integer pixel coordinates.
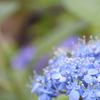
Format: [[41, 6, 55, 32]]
[[10, 45, 36, 70], [29, 36, 100, 100]]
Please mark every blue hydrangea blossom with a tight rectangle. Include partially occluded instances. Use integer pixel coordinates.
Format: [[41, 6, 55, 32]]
[[29, 37, 100, 100]]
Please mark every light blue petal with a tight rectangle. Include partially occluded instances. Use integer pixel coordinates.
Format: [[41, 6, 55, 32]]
[[92, 77, 97, 83], [82, 92, 88, 98], [96, 84, 100, 90], [66, 85, 73, 90], [79, 87, 84, 96], [73, 82, 77, 86], [40, 88, 53, 94], [31, 83, 40, 93], [89, 91, 95, 97], [84, 75, 93, 83], [97, 75, 100, 82], [94, 61, 100, 70], [88, 69, 98, 75], [84, 96, 93, 100], [95, 91, 100, 97], [38, 94, 51, 100], [58, 83, 65, 90], [69, 89, 80, 100], [36, 75, 43, 81], [75, 85, 80, 89], [59, 77, 66, 82], [52, 72, 62, 79]]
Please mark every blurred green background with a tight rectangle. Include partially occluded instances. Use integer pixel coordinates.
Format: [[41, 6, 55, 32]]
[[0, 0, 100, 100]]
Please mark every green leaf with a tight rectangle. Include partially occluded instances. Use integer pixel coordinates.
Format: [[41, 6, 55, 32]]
[[53, 94, 68, 100], [62, 0, 100, 24], [36, 20, 88, 52]]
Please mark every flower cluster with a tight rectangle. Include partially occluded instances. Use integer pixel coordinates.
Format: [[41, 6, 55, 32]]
[[30, 36, 100, 100]]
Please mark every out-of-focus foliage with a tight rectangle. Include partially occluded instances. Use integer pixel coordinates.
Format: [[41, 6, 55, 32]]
[[62, 0, 100, 35], [0, 0, 100, 100], [0, 1, 20, 21]]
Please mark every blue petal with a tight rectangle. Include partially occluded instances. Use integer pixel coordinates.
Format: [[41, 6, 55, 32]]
[[66, 90, 71, 95], [82, 92, 88, 98], [36, 75, 43, 81], [97, 75, 100, 82], [75, 85, 80, 90], [73, 82, 77, 86], [89, 91, 95, 97], [79, 87, 84, 96], [48, 58, 55, 65], [52, 72, 61, 79], [84, 75, 93, 83], [66, 85, 73, 90], [40, 88, 53, 94], [81, 68, 88, 75], [92, 77, 98, 83], [95, 91, 100, 97], [66, 68, 71, 74], [88, 69, 98, 75], [94, 61, 100, 70], [73, 82, 80, 89], [38, 94, 51, 100], [58, 83, 65, 90], [31, 83, 40, 93], [96, 84, 100, 90], [59, 76, 66, 82], [84, 96, 96, 100], [69, 89, 80, 100]]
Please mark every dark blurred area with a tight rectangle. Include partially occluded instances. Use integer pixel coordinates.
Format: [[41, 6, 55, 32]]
[[0, 0, 100, 100]]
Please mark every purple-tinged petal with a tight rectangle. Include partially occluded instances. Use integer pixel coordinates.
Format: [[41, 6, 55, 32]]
[[57, 34, 78, 48], [33, 54, 49, 72], [10, 45, 36, 70]]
